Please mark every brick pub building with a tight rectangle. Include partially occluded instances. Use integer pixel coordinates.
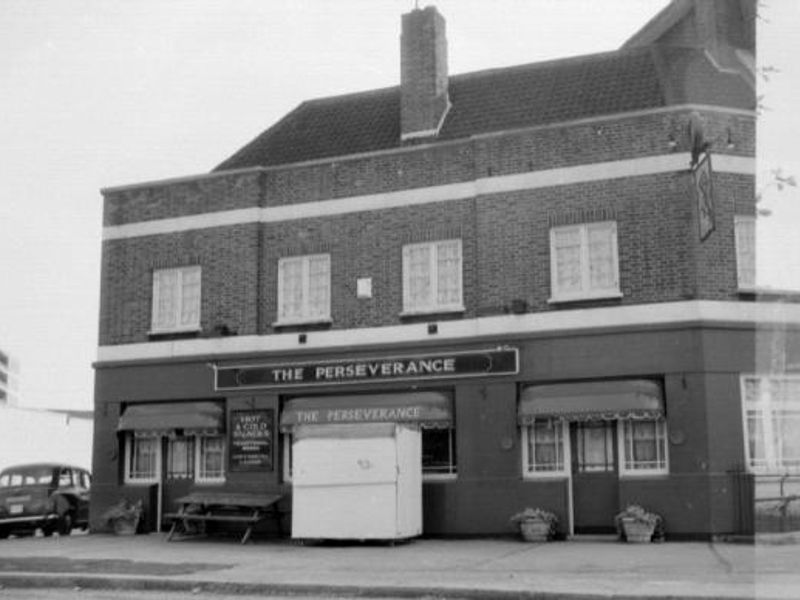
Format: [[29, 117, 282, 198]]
[[92, 1, 798, 539]]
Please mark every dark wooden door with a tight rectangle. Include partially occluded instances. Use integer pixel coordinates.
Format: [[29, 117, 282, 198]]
[[570, 421, 618, 533]]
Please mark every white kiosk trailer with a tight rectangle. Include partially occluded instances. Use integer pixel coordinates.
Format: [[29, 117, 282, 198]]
[[281, 393, 450, 541]]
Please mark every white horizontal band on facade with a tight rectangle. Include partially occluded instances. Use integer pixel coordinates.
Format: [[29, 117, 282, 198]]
[[95, 300, 796, 366], [102, 153, 754, 241]]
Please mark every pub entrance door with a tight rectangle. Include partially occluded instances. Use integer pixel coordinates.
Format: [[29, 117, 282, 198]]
[[570, 421, 619, 533]]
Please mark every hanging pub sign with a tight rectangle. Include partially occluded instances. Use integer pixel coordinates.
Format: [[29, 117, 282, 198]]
[[229, 409, 274, 471], [693, 152, 715, 241], [215, 347, 518, 390]]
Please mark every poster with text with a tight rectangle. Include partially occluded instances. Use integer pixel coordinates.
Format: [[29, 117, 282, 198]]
[[229, 409, 273, 471]]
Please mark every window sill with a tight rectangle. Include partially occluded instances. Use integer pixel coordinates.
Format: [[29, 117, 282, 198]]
[[272, 317, 332, 328], [619, 471, 669, 479], [148, 327, 202, 339], [423, 473, 457, 482], [195, 478, 226, 485], [399, 306, 465, 318], [547, 291, 623, 304], [123, 478, 159, 485], [523, 472, 569, 481]]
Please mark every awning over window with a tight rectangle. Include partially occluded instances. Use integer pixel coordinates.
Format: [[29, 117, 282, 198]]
[[280, 392, 452, 432], [518, 380, 664, 423], [118, 401, 225, 434]]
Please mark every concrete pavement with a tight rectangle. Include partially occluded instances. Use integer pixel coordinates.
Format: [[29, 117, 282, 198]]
[[0, 532, 798, 599]]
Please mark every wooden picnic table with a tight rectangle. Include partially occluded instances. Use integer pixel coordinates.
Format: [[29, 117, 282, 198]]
[[164, 491, 284, 544]]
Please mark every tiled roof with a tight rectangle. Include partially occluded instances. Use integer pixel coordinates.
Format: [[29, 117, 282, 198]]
[[213, 45, 754, 172]]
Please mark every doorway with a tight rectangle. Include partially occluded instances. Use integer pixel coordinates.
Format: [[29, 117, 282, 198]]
[[570, 421, 618, 533]]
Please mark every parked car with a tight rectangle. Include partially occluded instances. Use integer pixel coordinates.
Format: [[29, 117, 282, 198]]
[[0, 463, 90, 538]]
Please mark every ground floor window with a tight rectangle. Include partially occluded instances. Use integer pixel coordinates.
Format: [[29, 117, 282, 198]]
[[522, 419, 568, 477], [743, 375, 800, 473], [618, 419, 668, 475], [421, 427, 457, 477], [125, 432, 225, 484], [197, 435, 226, 482], [125, 435, 160, 483]]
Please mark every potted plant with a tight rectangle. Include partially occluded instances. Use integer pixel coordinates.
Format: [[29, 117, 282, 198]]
[[510, 507, 558, 542], [614, 504, 663, 543], [101, 499, 143, 535]]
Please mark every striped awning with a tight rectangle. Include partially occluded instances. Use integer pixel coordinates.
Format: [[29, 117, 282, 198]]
[[518, 380, 664, 423], [280, 392, 452, 432], [118, 401, 225, 433]]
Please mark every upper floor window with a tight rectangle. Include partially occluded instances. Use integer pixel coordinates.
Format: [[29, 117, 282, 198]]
[[402, 239, 463, 314], [151, 266, 201, 334], [735, 216, 756, 290], [549, 221, 620, 302], [277, 254, 331, 325], [742, 375, 800, 474]]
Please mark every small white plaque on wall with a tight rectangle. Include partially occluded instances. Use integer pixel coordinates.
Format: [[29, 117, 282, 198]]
[[356, 277, 372, 299]]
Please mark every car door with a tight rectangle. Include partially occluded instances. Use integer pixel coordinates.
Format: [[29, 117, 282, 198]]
[[73, 469, 91, 526]]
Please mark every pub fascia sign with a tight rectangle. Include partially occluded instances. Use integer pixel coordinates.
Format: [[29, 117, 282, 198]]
[[214, 347, 518, 390]]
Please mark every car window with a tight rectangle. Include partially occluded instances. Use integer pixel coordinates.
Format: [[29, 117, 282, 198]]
[[58, 469, 73, 487], [81, 471, 91, 489], [0, 467, 55, 486]]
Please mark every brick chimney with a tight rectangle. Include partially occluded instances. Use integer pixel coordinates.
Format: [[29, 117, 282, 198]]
[[400, 5, 450, 141]]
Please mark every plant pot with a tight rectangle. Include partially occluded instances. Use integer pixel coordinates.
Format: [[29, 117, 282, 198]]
[[621, 517, 655, 543], [112, 518, 139, 536], [519, 519, 551, 542]]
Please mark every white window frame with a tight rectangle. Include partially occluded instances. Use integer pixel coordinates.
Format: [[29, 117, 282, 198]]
[[735, 215, 756, 291], [195, 434, 226, 483], [276, 254, 331, 326], [549, 221, 621, 303], [741, 374, 800, 474], [401, 239, 464, 315], [617, 419, 669, 477], [124, 434, 161, 484], [150, 265, 202, 334], [521, 419, 570, 479]]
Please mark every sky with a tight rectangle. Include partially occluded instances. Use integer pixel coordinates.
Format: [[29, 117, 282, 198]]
[[0, 0, 797, 411]]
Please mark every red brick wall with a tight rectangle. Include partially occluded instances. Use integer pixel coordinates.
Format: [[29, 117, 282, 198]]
[[98, 108, 755, 346]]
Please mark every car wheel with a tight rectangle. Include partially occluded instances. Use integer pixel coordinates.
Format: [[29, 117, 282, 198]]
[[57, 512, 73, 536], [0, 527, 9, 540], [42, 524, 56, 537]]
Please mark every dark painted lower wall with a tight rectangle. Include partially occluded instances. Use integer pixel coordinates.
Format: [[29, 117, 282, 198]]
[[91, 323, 757, 538]]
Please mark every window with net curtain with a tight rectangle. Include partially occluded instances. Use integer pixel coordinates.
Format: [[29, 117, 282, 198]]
[[277, 254, 331, 324], [549, 221, 620, 302], [151, 266, 201, 333], [126, 436, 160, 482], [402, 239, 463, 314], [743, 376, 800, 473]]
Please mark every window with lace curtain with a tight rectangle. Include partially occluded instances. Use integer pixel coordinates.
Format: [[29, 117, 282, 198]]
[[150, 266, 201, 333], [549, 222, 620, 302], [402, 239, 463, 314], [277, 254, 331, 325], [522, 419, 568, 477], [619, 419, 668, 475], [742, 375, 800, 473]]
